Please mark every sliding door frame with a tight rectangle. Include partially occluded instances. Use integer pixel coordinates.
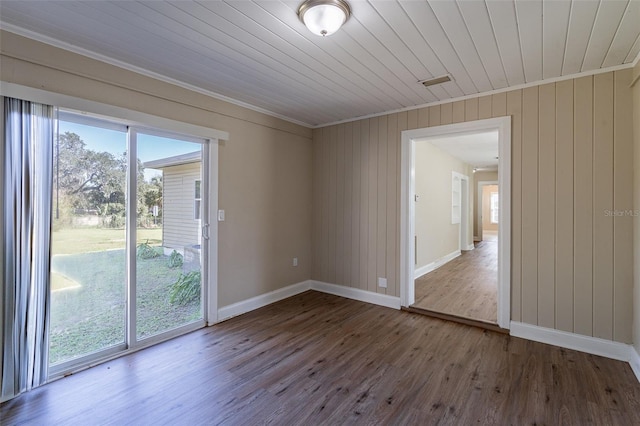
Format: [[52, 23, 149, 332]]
[[0, 83, 228, 380]]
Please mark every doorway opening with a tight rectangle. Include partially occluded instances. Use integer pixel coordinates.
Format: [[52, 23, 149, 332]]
[[400, 117, 511, 330], [477, 180, 499, 243]]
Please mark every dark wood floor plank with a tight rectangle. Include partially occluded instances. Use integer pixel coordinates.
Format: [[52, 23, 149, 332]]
[[413, 239, 498, 323], [2, 290, 639, 425]]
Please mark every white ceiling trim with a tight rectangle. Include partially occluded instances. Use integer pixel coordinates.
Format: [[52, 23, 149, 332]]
[[633, 47, 640, 67], [316, 61, 635, 129], [0, 23, 314, 128]]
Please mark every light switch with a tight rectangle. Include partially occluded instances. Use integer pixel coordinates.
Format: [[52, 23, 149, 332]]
[[218, 209, 225, 221]]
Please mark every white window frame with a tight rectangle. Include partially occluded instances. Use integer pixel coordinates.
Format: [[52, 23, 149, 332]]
[[490, 191, 499, 224], [194, 179, 202, 220]]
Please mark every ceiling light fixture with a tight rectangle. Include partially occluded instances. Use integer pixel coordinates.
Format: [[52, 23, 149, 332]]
[[298, 0, 351, 37]]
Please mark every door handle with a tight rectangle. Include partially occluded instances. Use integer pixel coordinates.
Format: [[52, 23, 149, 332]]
[[202, 223, 210, 240]]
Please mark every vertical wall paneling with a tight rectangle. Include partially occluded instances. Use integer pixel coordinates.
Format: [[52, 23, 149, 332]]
[[440, 102, 452, 125], [555, 79, 575, 333], [478, 95, 493, 119], [506, 90, 523, 321], [492, 92, 507, 117], [521, 86, 539, 325], [418, 107, 429, 128], [573, 76, 594, 337], [367, 118, 379, 293], [452, 101, 465, 123], [351, 122, 362, 288], [343, 123, 354, 287], [310, 71, 634, 343], [592, 73, 614, 340], [612, 69, 633, 343], [321, 127, 330, 281], [387, 113, 399, 297], [429, 105, 441, 126], [359, 119, 370, 291], [335, 124, 346, 285], [312, 129, 322, 279], [377, 116, 389, 294], [464, 97, 479, 122], [407, 109, 418, 130], [327, 125, 338, 284], [537, 83, 556, 329]]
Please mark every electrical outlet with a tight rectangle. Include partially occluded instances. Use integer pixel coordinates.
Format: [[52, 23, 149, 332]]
[[378, 277, 387, 288], [293, 257, 298, 267]]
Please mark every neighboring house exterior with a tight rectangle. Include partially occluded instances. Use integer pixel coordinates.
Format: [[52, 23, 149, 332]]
[[144, 151, 201, 251]]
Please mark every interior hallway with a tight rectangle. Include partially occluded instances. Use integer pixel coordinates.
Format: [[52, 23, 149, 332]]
[[412, 232, 498, 323]]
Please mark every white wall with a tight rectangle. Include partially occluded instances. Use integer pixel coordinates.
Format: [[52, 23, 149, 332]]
[[415, 141, 471, 269]]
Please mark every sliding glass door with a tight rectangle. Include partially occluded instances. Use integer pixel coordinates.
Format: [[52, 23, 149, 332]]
[[134, 132, 204, 340], [49, 113, 207, 373], [50, 118, 128, 366]]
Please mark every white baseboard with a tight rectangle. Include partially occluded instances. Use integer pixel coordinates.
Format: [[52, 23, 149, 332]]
[[217, 279, 402, 322], [464, 244, 475, 251], [510, 322, 639, 382], [414, 250, 460, 279], [310, 280, 401, 310], [630, 346, 640, 383], [218, 280, 311, 321]]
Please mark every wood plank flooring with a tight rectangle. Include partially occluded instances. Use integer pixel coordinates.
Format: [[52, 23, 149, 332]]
[[413, 238, 498, 323], [2, 291, 639, 425]]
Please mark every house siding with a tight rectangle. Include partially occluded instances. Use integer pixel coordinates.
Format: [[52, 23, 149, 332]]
[[161, 163, 201, 250], [312, 69, 635, 344]]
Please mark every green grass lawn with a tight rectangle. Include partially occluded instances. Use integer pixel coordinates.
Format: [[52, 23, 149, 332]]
[[52, 227, 162, 255], [50, 234, 201, 365]]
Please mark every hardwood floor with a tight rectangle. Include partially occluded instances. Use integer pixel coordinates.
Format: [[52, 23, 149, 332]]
[[2, 291, 640, 425], [413, 238, 498, 323]]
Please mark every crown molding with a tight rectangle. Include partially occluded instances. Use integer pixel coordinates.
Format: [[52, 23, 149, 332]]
[[0, 23, 313, 129], [315, 62, 636, 128]]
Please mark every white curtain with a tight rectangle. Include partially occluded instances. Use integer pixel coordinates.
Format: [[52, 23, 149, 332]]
[[1, 97, 55, 401]]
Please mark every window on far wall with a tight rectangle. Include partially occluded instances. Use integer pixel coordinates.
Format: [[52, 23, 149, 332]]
[[194, 180, 201, 220], [490, 192, 499, 224]]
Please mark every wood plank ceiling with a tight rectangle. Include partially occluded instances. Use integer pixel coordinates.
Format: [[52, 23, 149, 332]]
[[1, 0, 638, 127]]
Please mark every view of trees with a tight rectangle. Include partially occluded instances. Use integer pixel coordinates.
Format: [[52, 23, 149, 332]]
[[54, 131, 163, 228]]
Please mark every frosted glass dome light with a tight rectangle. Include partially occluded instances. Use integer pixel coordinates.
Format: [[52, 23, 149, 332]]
[[298, 0, 351, 37]]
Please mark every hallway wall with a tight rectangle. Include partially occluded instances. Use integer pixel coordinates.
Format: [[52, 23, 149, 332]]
[[414, 141, 471, 271], [473, 171, 498, 238]]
